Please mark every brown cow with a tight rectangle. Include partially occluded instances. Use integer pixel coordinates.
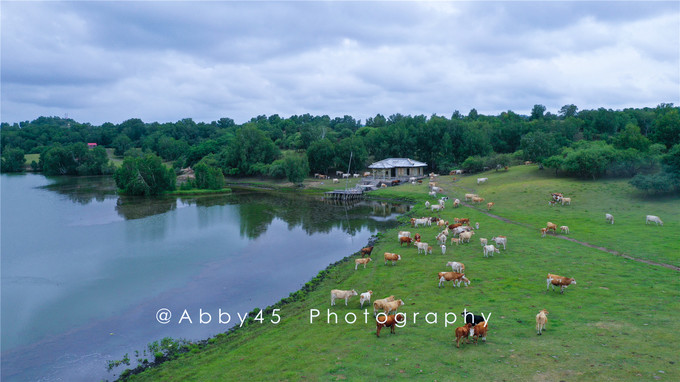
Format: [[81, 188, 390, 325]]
[[399, 236, 413, 246], [547, 273, 576, 294], [455, 323, 474, 348], [472, 321, 488, 344], [360, 246, 373, 257], [376, 313, 406, 337]]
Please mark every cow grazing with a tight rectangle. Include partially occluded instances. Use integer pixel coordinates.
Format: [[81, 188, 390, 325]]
[[384, 252, 402, 265], [477, 177, 488, 185], [398, 231, 411, 239], [376, 313, 406, 337], [414, 233, 421, 242], [605, 213, 614, 224], [646, 215, 663, 226], [330, 289, 358, 306], [559, 226, 570, 234], [399, 236, 413, 246], [483, 244, 500, 257], [536, 309, 549, 335], [464, 193, 476, 201], [480, 238, 488, 247], [446, 261, 465, 272], [360, 246, 374, 257], [546, 222, 557, 232], [475, 222, 480, 230], [455, 323, 474, 348], [540, 227, 548, 237], [332, 178, 339, 184], [354, 257, 372, 270], [359, 291, 373, 308], [438, 271, 465, 287], [546, 273, 576, 294], [561, 197, 571, 206], [450, 237, 460, 246], [487, 202, 495, 211]]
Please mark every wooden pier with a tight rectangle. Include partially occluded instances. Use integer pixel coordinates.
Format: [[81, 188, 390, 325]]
[[324, 189, 364, 201]]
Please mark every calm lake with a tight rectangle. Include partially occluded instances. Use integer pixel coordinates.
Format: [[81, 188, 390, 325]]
[[1, 174, 409, 381]]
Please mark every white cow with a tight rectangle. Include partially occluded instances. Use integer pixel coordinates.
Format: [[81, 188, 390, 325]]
[[477, 177, 488, 185], [605, 213, 614, 225], [483, 245, 500, 257], [645, 215, 663, 226], [490, 236, 507, 250]]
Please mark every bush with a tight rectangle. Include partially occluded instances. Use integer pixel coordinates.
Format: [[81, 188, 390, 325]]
[[114, 154, 176, 195], [461, 156, 485, 173]]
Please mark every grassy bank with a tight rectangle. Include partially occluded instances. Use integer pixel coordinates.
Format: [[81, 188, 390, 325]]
[[165, 188, 232, 196], [125, 166, 679, 381]]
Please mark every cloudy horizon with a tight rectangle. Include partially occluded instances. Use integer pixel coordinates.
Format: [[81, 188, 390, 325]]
[[1, 1, 678, 125]]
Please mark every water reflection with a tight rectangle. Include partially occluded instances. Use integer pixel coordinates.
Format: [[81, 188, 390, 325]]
[[39, 175, 117, 204], [38, 177, 412, 239]]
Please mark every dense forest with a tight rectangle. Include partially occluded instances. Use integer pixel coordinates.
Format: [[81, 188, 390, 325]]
[[1, 104, 679, 194]]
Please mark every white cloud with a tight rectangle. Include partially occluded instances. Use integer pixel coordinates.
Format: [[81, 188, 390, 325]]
[[1, 1, 678, 124]]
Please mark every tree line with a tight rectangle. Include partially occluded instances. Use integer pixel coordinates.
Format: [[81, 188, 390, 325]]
[[2, 104, 679, 194]]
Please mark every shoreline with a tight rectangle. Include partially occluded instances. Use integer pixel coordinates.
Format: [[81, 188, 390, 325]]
[[110, 185, 417, 380]]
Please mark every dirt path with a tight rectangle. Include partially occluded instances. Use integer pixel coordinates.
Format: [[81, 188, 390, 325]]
[[449, 184, 680, 272]]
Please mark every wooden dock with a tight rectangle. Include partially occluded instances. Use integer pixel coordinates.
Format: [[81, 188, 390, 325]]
[[324, 189, 364, 201]]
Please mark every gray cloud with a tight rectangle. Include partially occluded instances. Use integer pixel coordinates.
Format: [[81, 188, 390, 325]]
[[1, 1, 678, 125]]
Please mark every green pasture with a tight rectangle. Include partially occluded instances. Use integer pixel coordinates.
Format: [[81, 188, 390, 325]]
[[129, 167, 679, 381]]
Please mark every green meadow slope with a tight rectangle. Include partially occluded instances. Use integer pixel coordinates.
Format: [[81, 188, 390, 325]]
[[129, 166, 679, 381]]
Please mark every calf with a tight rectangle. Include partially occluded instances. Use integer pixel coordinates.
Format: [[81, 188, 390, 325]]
[[559, 225, 570, 234], [360, 291, 373, 308], [455, 323, 474, 348], [459, 231, 475, 243], [376, 313, 406, 337], [414, 233, 421, 242], [540, 227, 548, 237], [561, 197, 571, 206], [536, 309, 549, 335], [354, 257, 372, 270], [477, 177, 488, 185], [472, 321, 488, 344], [487, 202, 495, 211], [441, 244, 447, 255], [546, 273, 576, 294]]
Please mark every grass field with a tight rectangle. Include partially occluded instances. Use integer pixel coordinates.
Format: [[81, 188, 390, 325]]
[[127, 166, 679, 381]]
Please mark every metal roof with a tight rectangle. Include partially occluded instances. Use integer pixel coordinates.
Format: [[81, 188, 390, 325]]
[[368, 158, 427, 169]]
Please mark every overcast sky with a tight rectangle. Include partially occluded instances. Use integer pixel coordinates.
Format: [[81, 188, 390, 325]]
[[2, 1, 679, 125]]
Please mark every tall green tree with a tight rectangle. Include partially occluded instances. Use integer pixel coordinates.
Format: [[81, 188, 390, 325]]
[[1, 147, 26, 172], [114, 154, 176, 195], [220, 125, 280, 175], [283, 153, 310, 185], [307, 139, 335, 175]]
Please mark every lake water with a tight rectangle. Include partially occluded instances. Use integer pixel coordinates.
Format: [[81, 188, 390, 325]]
[[0, 174, 409, 381]]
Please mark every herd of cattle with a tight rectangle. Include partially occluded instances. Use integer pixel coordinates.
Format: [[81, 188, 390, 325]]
[[329, 171, 665, 346]]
